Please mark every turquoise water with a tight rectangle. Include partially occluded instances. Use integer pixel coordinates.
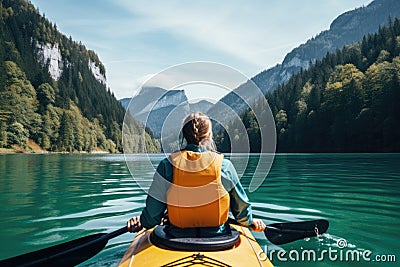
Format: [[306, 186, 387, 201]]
[[0, 154, 398, 266]]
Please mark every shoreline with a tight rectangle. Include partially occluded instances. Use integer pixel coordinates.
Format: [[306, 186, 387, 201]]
[[0, 141, 112, 154], [2, 149, 399, 155], [0, 150, 113, 155], [0, 147, 112, 155]]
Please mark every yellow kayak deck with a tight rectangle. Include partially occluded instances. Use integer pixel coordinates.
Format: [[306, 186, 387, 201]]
[[118, 224, 273, 267]]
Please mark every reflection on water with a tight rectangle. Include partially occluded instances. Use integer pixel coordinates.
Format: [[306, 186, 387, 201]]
[[0, 153, 399, 266]]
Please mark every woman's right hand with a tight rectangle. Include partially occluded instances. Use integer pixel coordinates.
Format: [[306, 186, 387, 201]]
[[127, 216, 142, 232], [251, 219, 266, 232]]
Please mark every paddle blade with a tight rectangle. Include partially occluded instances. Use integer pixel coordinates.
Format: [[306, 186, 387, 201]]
[[0, 233, 108, 267], [265, 219, 329, 245]]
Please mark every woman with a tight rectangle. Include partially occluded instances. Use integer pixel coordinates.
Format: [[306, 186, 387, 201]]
[[127, 112, 265, 236]]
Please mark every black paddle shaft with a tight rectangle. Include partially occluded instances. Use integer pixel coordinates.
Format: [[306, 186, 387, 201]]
[[0, 227, 128, 267], [265, 219, 329, 245]]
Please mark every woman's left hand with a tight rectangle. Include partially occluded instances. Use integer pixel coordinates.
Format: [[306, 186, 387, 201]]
[[127, 216, 143, 232]]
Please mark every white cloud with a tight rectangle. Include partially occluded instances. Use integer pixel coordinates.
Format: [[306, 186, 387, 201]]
[[108, 1, 271, 66], [108, 0, 372, 69]]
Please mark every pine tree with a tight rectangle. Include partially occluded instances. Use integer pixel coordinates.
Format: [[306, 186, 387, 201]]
[[58, 111, 74, 152], [0, 121, 7, 147]]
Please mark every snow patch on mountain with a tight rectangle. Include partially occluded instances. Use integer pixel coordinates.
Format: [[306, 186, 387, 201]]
[[89, 60, 106, 85], [36, 42, 63, 80]]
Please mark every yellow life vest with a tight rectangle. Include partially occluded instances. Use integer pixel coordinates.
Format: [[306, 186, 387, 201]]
[[167, 150, 230, 228]]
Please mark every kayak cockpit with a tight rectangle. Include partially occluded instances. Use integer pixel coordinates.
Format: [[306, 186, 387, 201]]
[[118, 224, 274, 267], [150, 225, 240, 251]]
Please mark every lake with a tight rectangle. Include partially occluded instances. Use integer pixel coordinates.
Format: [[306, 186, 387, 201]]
[[0, 154, 398, 266]]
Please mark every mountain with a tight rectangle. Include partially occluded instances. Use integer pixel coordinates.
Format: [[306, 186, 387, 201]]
[[217, 18, 400, 152], [120, 87, 167, 117], [122, 87, 189, 139], [121, 88, 213, 139], [0, 0, 159, 153], [209, 0, 400, 117], [189, 100, 214, 113]]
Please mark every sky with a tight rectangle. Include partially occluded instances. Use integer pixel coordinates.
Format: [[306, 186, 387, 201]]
[[30, 0, 373, 101]]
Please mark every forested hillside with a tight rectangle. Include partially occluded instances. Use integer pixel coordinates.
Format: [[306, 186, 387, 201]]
[[0, 0, 159, 153], [216, 18, 400, 153]]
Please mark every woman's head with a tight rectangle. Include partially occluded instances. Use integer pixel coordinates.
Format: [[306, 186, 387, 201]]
[[181, 112, 215, 150]]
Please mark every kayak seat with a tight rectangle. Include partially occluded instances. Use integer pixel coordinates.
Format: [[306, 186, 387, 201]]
[[150, 225, 240, 251]]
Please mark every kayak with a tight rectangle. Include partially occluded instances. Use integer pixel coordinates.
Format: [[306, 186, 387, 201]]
[[0, 219, 327, 266], [0, 219, 328, 267], [118, 224, 274, 267]]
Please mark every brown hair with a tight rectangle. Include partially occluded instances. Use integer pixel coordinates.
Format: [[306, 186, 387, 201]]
[[181, 112, 215, 150]]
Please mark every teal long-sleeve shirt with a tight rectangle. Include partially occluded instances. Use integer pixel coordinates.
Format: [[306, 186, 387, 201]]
[[139, 145, 254, 233]]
